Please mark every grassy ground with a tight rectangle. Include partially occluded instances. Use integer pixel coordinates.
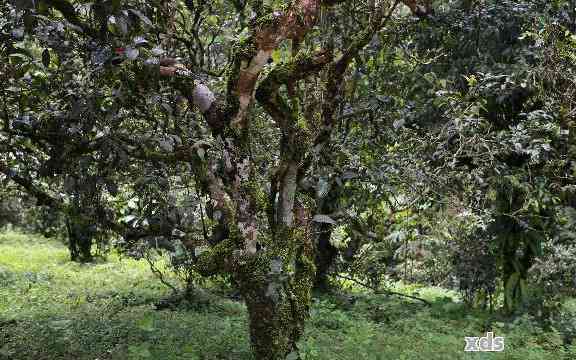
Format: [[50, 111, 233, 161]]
[[0, 231, 574, 359]]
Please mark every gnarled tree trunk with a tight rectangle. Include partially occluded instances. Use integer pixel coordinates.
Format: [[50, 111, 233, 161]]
[[162, 1, 414, 358], [196, 222, 315, 359], [240, 255, 314, 358]]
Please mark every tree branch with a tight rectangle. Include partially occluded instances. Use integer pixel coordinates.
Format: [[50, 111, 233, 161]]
[[334, 273, 432, 305], [316, 1, 400, 148], [256, 49, 333, 128], [0, 160, 62, 208], [44, 0, 97, 37], [226, 0, 327, 129]]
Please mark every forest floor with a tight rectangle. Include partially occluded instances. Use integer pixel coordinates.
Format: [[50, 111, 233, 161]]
[[0, 231, 574, 360]]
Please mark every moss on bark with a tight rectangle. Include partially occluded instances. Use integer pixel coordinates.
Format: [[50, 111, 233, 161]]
[[233, 225, 315, 360]]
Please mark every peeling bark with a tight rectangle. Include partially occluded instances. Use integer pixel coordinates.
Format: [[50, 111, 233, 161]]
[[151, 2, 407, 359], [401, 0, 433, 17], [192, 83, 216, 113], [228, 0, 326, 129], [277, 162, 299, 226]]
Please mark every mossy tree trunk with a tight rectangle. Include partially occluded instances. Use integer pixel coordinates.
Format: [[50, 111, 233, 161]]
[[238, 226, 315, 359], [243, 278, 311, 359], [158, 2, 411, 359], [197, 223, 315, 359]]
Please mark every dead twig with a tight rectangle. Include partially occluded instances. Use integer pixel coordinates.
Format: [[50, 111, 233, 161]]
[[334, 273, 432, 306]]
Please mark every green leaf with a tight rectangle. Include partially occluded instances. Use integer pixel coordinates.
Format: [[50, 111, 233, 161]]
[[128, 344, 152, 358], [526, 232, 542, 257], [312, 214, 336, 224], [206, 15, 219, 27], [129, 9, 153, 27], [8, 53, 29, 61], [286, 351, 299, 360], [41, 49, 50, 67], [271, 49, 282, 63], [136, 316, 155, 332]]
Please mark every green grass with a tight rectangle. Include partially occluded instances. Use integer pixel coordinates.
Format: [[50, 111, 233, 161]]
[[0, 231, 574, 359]]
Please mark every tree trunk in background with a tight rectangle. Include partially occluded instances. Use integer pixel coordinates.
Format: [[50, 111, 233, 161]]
[[314, 224, 338, 291], [494, 184, 538, 313], [66, 214, 93, 263]]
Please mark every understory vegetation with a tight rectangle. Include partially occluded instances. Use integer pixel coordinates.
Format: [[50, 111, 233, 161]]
[[1, 232, 575, 359]]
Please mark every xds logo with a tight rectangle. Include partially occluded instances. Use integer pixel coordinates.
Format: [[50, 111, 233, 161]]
[[464, 332, 505, 352]]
